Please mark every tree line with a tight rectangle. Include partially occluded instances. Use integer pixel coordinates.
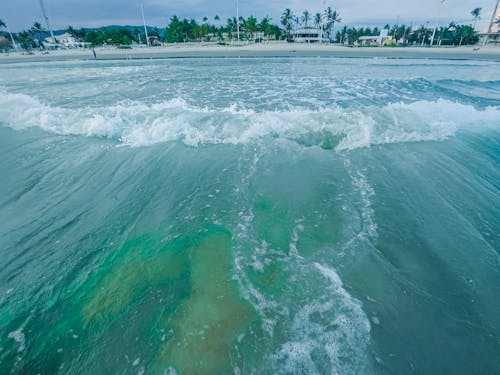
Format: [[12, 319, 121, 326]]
[[0, 8, 342, 49], [0, 6, 486, 51], [335, 23, 479, 46]]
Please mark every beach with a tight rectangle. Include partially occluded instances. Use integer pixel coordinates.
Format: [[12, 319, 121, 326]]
[[1, 42, 500, 63]]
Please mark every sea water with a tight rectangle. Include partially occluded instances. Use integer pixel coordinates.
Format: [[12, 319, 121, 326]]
[[0, 57, 499, 374]]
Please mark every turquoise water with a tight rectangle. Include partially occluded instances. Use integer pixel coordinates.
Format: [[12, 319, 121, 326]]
[[0, 57, 499, 374]]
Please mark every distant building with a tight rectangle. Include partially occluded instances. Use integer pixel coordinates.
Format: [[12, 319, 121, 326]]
[[44, 33, 91, 49], [148, 36, 162, 46], [358, 29, 392, 46], [293, 27, 323, 43]]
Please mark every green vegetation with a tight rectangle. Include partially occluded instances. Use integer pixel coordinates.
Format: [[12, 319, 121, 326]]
[[302, 10, 310, 28], [324, 7, 342, 40], [471, 7, 482, 30], [336, 23, 479, 46], [83, 28, 135, 46], [281, 8, 294, 42], [0, 7, 482, 51], [165, 14, 281, 43], [30, 22, 45, 44]]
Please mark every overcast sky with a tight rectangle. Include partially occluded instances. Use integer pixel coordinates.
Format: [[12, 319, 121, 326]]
[[2, 0, 497, 31]]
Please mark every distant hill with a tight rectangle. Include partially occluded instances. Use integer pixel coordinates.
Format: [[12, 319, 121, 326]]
[[52, 25, 163, 36]]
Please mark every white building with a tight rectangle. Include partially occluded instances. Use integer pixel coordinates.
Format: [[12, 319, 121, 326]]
[[44, 33, 91, 49], [293, 27, 323, 43], [358, 29, 392, 46]]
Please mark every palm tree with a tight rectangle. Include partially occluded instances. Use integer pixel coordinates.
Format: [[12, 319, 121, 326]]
[[301, 10, 310, 28], [0, 19, 19, 49], [245, 16, 258, 41], [323, 7, 341, 42], [314, 13, 322, 29], [471, 8, 481, 29], [293, 15, 300, 30], [227, 17, 237, 39], [18, 30, 35, 50], [31, 22, 46, 45], [281, 8, 294, 42], [260, 16, 272, 42], [67, 25, 76, 36]]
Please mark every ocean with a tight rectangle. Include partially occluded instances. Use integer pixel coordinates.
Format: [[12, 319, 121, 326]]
[[0, 57, 499, 374]]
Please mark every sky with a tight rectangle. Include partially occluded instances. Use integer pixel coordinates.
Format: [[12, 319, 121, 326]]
[[2, 0, 497, 32]]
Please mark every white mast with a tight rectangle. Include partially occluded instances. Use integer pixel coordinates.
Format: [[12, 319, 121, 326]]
[[4, 20, 19, 50], [484, 0, 499, 45], [236, 0, 240, 43], [141, 3, 150, 47], [38, 0, 55, 42], [430, 0, 446, 46], [320, 0, 325, 43], [488, 0, 499, 33]]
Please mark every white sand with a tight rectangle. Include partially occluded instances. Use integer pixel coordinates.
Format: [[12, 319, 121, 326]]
[[1, 42, 499, 63]]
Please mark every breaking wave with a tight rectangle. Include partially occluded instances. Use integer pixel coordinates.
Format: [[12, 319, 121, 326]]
[[1, 90, 498, 150]]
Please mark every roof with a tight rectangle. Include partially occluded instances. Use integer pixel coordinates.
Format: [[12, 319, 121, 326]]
[[44, 33, 76, 43], [294, 27, 320, 34]]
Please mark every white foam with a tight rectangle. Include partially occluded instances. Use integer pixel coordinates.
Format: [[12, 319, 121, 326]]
[[268, 263, 371, 374], [163, 366, 178, 375], [230, 200, 371, 373], [314, 263, 345, 289], [350, 170, 378, 241], [8, 329, 26, 353], [1, 90, 498, 149]]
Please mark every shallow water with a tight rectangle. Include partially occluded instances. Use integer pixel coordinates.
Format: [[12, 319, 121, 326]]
[[0, 57, 499, 374]]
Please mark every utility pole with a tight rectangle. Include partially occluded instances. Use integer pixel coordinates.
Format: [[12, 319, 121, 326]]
[[236, 0, 240, 43], [430, 0, 446, 46], [141, 3, 150, 47], [321, 0, 326, 43], [38, 0, 55, 43]]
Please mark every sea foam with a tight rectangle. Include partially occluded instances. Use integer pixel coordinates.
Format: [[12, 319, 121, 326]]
[[267, 263, 371, 374], [1, 90, 498, 150]]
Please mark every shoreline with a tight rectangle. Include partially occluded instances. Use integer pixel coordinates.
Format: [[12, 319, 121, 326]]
[[1, 43, 499, 63]]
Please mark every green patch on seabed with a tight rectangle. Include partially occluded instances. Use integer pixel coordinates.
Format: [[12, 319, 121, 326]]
[[156, 229, 255, 374], [82, 235, 189, 327], [81, 227, 255, 374]]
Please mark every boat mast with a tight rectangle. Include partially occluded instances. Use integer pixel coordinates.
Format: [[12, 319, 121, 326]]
[[430, 0, 446, 46], [39, 0, 55, 43], [236, 0, 240, 43], [141, 3, 150, 47], [483, 0, 499, 45], [4, 19, 19, 50], [488, 0, 499, 33]]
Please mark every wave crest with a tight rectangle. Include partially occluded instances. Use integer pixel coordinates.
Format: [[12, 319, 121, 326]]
[[1, 90, 498, 150]]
